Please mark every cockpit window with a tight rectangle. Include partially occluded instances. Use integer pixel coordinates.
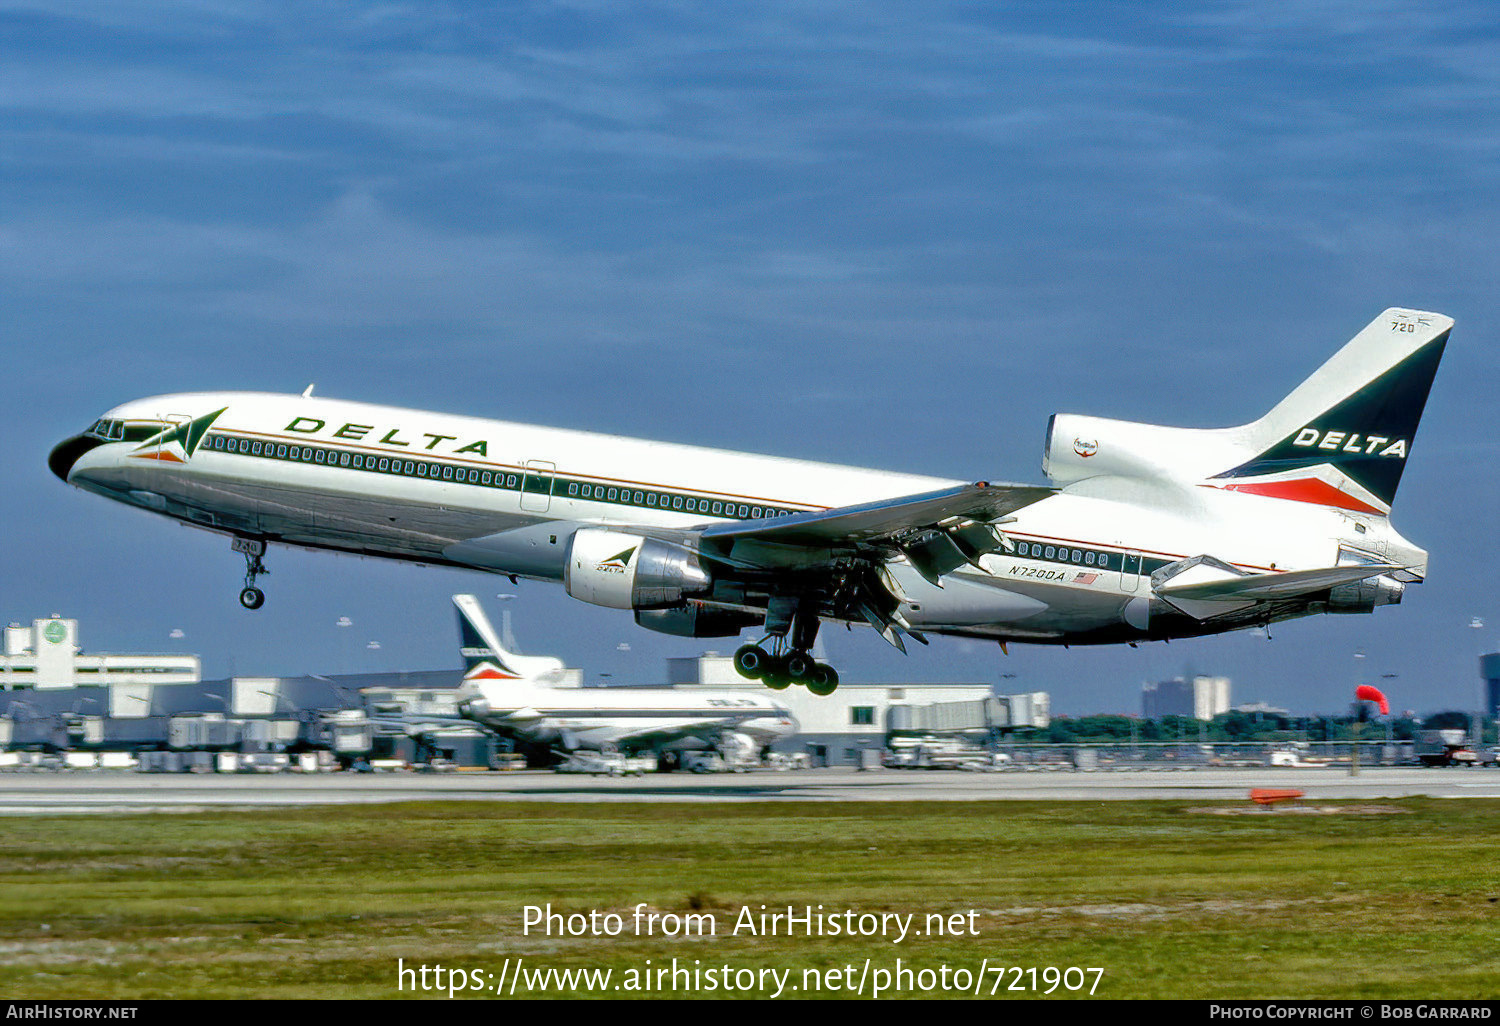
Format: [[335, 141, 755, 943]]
[[85, 419, 177, 444], [121, 424, 159, 443]]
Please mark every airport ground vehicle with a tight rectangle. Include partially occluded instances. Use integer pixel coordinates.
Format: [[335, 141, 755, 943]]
[[553, 751, 651, 776], [1415, 729, 1484, 767]]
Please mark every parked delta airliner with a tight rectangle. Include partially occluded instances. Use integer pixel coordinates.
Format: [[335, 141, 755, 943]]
[[50, 309, 1449, 695], [446, 594, 797, 758]]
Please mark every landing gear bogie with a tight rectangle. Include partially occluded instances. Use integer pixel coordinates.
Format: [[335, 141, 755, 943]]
[[732, 643, 839, 695], [737, 596, 844, 694]]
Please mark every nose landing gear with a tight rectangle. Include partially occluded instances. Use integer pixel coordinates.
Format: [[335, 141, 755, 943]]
[[233, 536, 268, 610]]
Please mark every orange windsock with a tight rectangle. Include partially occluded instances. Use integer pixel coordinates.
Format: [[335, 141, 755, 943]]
[[1355, 684, 1389, 715]]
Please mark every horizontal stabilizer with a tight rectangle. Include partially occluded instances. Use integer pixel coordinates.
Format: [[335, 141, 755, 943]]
[[1157, 562, 1404, 602], [1150, 554, 1405, 621]]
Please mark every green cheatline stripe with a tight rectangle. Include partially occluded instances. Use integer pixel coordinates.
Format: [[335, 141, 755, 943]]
[[200, 432, 804, 520], [196, 431, 1170, 581], [1009, 539, 1170, 576]]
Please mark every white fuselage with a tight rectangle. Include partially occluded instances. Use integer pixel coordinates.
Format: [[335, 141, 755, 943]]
[[54, 390, 1424, 645], [455, 678, 797, 753]]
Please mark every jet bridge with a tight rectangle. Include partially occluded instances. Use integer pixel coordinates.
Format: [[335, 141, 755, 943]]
[[886, 691, 1050, 734]]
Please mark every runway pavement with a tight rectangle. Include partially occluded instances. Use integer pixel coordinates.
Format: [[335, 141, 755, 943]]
[[0, 765, 1496, 813]]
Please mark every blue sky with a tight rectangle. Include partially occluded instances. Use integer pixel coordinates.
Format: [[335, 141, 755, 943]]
[[5, 2, 1500, 715]]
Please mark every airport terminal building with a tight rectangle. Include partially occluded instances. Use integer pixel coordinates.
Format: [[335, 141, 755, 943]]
[[669, 653, 1049, 765], [2, 616, 199, 690], [0, 612, 1047, 770]]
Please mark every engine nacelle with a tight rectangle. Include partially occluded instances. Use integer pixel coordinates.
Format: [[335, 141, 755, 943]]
[[1327, 575, 1404, 614], [563, 528, 712, 610], [635, 603, 759, 638], [1043, 413, 1247, 487]]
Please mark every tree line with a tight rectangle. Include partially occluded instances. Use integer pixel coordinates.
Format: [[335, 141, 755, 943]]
[[1036, 709, 1494, 744]]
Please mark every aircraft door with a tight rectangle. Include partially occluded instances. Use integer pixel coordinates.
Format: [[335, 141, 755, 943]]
[[147, 414, 191, 460], [520, 460, 556, 513], [1119, 550, 1142, 592]]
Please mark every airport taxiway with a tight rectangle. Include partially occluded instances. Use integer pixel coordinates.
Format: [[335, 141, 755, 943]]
[[0, 766, 1495, 813]]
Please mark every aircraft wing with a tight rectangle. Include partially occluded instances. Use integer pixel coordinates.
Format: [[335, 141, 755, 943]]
[[699, 482, 1054, 555], [367, 713, 481, 735], [575, 718, 751, 749], [684, 481, 1054, 650]]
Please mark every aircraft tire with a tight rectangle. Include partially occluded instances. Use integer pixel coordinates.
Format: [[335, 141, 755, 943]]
[[785, 651, 815, 681], [733, 644, 768, 679], [239, 587, 265, 610], [763, 675, 791, 691], [807, 664, 839, 696]]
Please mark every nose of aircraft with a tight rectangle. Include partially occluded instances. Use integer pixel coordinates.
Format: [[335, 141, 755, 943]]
[[48, 434, 104, 483]]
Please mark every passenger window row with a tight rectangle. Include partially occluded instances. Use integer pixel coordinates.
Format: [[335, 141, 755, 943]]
[[1012, 539, 1170, 576], [203, 433, 797, 520], [1015, 540, 1116, 571]]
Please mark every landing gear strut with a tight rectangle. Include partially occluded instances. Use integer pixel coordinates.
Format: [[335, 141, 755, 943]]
[[234, 536, 268, 610], [733, 597, 840, 695]]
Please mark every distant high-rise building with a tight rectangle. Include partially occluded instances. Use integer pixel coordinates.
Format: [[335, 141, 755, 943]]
[[1142, 675, 1231, 720], [1479, 653, 1500, 719]]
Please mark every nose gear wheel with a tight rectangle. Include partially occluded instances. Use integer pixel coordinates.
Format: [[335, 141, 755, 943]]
[[234, 537, 269, 610]]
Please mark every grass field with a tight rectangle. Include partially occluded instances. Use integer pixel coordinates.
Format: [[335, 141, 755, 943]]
[[0, 798, 1496, 999]]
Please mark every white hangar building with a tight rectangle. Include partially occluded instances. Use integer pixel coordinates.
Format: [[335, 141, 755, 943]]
[[667, 653, 1049, 766]]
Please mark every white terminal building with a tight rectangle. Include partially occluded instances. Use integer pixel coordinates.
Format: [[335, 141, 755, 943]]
[[669, 653, 1049, 766], [1, 616, 200, 691]]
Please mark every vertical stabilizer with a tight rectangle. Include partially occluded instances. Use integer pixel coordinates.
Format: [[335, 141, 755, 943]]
[[1210, 308, 1451, 514], [453, 595, 566, 685]]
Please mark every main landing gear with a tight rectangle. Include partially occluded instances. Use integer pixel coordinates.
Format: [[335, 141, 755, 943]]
[[233, 536, 268, 610], [733, 597, 840, 695], [734, 643, 840, 695]]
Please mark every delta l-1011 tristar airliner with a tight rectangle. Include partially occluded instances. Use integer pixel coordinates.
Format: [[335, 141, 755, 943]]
[[50, 308, 1449, 696], [444, 594, 797, 760]]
